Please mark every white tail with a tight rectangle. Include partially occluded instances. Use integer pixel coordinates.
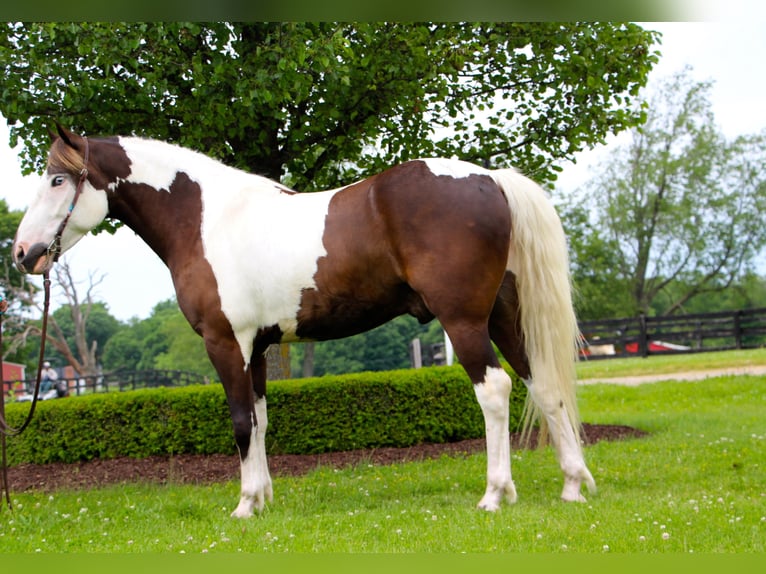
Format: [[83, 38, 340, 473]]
[[490, 169, 582, 445]]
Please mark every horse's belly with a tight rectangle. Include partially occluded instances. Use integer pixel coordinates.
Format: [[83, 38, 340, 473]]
[[292, 282, 424, 342]]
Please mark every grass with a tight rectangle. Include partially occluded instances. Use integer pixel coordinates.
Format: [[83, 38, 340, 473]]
[[576, 348, 766, 380], [1, 353, 765, 553]]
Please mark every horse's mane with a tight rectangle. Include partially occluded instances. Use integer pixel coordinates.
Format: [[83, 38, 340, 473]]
[[47, 139, 86, 175]]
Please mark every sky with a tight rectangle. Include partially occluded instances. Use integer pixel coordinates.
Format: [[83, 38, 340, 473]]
[[3, 17, 766, 322]]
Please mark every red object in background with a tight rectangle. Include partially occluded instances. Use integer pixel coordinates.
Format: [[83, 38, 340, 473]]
[[2, 361, 26, 394], [624, 341, 690, 353]]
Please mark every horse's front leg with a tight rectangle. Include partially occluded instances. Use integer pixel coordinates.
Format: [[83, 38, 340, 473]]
[[230, 353, 273, 518], [207, 333, 273, 519]]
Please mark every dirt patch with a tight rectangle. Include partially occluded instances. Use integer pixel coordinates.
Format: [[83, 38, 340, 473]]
[[6, 423, 644, 493]]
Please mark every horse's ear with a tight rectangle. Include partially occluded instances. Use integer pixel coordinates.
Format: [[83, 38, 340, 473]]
[[50, 122, 82, 148]]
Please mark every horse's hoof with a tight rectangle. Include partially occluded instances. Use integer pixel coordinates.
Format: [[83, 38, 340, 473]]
[[230, 495, 257, 518], [477, 482, 517, 511]]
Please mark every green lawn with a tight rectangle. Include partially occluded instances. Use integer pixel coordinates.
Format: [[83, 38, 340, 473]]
[[576, 348, 766, 380], [1, 355, 764, 553]]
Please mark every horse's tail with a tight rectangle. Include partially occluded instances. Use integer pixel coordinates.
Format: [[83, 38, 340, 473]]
[[490, 168, 582, 445]]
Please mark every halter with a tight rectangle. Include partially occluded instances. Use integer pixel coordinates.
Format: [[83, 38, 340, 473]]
[[0, 138, 88, 509], [46, 136, 90, 262]]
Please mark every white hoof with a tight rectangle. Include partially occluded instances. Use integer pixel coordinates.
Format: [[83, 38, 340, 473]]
[[231, 496, 255, 519], [560, 468, 596, 502], [230, 481, 273, 518], [477, 481, 517, 511]]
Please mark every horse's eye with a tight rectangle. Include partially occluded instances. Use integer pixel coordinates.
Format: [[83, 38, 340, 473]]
[[51, 175, 66, 187]]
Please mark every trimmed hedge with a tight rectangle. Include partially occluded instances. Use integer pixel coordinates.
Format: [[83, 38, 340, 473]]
[[4, 365, 527, 466]]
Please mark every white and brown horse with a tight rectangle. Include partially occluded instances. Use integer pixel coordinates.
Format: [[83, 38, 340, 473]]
[[13, 126, 595, 517]]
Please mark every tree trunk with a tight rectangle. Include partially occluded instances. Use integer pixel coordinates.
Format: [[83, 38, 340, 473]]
[[265, 343, 291, 380], [302, 342, 315, 378]]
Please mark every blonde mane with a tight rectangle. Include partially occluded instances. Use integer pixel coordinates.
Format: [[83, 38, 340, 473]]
[[47, 138, 86, 174]]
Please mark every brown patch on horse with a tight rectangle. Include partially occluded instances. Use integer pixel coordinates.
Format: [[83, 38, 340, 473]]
[[295, 174, 415, 340], [95, 142, 227, 349], [489, 272, 531, 380], [295, 160, 510, 362], [276, 185, 297, 195]]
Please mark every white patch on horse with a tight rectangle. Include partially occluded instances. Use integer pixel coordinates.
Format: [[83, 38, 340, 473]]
[[420, 157, 490, 179], [16, 174, 109, 262], [474, 366, 517, 511], [115, 137, 337, 365], [231, 399, 273, 518], [202, 187, 337, 364], [114, 137, 207, 192]]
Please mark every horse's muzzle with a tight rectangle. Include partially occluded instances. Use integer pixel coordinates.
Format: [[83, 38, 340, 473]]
[[12, 241, 51, 274]]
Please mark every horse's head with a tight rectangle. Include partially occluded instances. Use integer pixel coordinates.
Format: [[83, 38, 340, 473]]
[[13, 125, 109, 274]]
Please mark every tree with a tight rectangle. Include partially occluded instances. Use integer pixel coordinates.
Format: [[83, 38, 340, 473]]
[[1, 22, 660, 374], [556, 198, 634, 320], [655, 272, 766, 315], [152, 311, 216, 376], [1, 22, 658, 186], [102, 298, 217, 379], [290, 315, 445, 377], [21, 259, 120, 376], [0, 200, 40, 364], [570, 68, 766, 316]]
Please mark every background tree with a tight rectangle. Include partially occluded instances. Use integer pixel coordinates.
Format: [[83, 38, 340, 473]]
[[653, 272, 766, 315], [290, 315, 445, 377], [0, 200, 40, 364], [566, 68, 766, 317], [102, 299, 217, 379], [556, 198, 634, 320], [20, 259, 120, 376]]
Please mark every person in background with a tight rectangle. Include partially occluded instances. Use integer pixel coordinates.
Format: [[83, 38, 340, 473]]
[[41, 361, 58, 393]]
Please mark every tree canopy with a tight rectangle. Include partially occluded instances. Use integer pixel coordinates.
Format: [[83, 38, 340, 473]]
[[102, 299, 216, 378], [1, 22, 659, 191]]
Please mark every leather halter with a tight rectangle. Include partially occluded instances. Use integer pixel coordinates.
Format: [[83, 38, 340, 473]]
[[46, 136, 90, 262]]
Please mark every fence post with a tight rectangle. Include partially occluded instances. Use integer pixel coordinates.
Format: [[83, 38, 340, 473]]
[[734, 310, 743, 349], [410, 338, 422, 369], [638, 313, 649, 358]]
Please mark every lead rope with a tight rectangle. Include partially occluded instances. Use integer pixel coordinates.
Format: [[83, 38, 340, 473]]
[[0, 136, 88, 510], [0, 271, 53, 511]]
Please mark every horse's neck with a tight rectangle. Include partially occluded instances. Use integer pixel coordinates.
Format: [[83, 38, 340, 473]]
[[106, 142, 282, 272]]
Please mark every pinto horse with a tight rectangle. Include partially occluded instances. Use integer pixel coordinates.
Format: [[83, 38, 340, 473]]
[[13, 126, 595, 517]]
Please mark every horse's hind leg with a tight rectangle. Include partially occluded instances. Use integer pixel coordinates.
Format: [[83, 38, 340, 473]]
[[489, 273, 595, 502], [488, 272, 530, 379], [440, 318, 517, 511]]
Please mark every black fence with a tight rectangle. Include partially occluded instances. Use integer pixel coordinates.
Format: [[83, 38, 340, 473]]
[[3, 369, 212, 401], [5, 308, 766, 396], [579, 307, 766, 359]]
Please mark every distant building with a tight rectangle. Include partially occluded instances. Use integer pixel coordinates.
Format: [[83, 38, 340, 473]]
[[2, 361, 27, 395]]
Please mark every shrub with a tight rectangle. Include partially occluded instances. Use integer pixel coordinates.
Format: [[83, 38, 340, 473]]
[[4, 365, 527, 465]]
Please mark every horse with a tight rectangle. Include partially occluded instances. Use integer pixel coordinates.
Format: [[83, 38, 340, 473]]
[[12, 126, 595, 518]]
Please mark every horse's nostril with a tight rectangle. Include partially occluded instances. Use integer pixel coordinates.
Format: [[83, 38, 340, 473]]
[[13, 241, 49, 274]]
